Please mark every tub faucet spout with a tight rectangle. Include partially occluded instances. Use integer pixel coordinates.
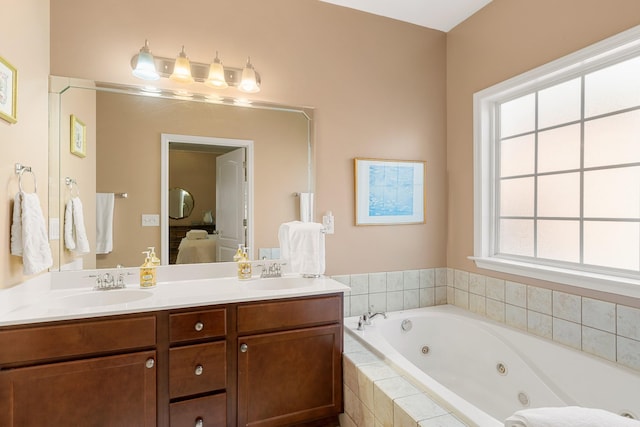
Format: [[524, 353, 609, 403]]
[[363, 310, 387, 325]]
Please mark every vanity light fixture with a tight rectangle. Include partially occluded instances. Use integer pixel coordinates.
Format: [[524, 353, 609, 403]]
[[169, 46, 194, 83], [130, 40, 261, 93], [132, 40, 160, 80]]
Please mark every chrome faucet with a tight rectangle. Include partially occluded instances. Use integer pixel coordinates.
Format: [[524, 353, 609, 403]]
[[258, 260, 286, 278], [357, 307, 387, 330], [94, 271, 127, 290]]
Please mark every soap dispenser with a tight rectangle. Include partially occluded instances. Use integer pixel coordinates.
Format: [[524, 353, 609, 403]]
[[140, 251, 157, 288], [147, 246, 160, 266], [240, 246, 252, 280]]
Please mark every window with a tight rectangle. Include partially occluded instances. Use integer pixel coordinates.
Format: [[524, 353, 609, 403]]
[[473, 25, 640, 298]]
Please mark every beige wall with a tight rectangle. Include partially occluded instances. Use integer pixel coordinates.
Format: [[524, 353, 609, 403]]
[[447, 0, 640, 302], [50, 0, 448, 276], [0, 0, 49, 288], [169, 150, 217, 227]]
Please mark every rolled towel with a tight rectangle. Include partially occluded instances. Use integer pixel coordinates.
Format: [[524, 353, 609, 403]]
[[186, 229, 208, 240], [505, 406, 640, 427]]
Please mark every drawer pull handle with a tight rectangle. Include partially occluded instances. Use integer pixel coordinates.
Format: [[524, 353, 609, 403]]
[[195, 417, 204, 427], [194, 364, 204, 376], [194, 321, 204, 332], [145, 358, 155, 369], [240, 343, 248, 353]]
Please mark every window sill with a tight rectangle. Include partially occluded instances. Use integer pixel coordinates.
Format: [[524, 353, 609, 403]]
[[469, 256, 640, 300]]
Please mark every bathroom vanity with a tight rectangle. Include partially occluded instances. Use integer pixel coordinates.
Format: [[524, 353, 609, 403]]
[[0, 273, 347, 427]]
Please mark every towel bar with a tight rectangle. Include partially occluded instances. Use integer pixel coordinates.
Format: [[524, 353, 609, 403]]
[[15, 163, 37, 193]]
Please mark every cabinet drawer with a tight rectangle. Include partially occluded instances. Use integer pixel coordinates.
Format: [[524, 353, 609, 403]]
[[170, 393, 226, 427], [0, 316, 156, 366], [170, 308, 226, 343], [237, 295, 342, 334], [170, 342, 226, 399]]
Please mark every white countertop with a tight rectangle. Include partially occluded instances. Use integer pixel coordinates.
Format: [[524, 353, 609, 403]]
[[0, 270, 350, 327]]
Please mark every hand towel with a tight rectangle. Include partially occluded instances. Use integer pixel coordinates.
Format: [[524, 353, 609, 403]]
[[64, 197, 90, 254], [504, 406, 640, 427], [278, 221, 325, 276], [10, 192, 53, 275], [96, 193, 115, 254]]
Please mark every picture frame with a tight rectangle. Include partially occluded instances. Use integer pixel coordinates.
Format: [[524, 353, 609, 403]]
[[0, 55, 17, 124], [354, 158, 426, 226], [70, 114, 86, 157]]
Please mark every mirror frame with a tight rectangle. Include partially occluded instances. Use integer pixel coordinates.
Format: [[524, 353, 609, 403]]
[[49, 75, 315, 272]]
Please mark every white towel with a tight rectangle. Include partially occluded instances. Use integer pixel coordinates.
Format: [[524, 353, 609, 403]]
[[64, 197, 90, 254], [504, 406, 640, 427], [278, 221, 325, 276], [96, 193, 114, 254], [10, 192, 53, 275], [186, 229, 208, 240]]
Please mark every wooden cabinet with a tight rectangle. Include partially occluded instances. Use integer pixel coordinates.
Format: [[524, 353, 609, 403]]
[[0, 293, 343, 427], [237, 295, 343, 427], [0, 316, 157, 427]]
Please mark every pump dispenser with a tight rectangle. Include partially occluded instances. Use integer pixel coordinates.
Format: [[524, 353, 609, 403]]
[[140, 251, 157, 288], [234, 244, 252, 280], [148, 247, 160, 266]]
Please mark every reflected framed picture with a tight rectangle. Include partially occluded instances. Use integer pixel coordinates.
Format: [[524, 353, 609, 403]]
[[0, 55, 17, 124], [354, 158, 426, 225], [70, 114, 86, 157]]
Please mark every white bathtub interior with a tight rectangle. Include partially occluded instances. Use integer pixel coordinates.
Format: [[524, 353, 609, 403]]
[[345, 305, 640, 425]]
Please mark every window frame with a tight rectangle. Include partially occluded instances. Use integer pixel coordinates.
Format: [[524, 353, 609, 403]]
[[472, 25, 640, 299]]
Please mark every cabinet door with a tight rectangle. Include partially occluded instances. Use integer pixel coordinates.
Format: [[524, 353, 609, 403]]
[[0, 350, 156, 427], [237, 324, 342, 427]]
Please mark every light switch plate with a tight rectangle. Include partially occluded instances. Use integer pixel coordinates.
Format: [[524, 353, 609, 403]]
[[142, 214, 160, 227]]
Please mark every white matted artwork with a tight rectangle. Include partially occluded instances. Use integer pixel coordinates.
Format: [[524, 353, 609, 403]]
[[354, 158, 426, 225]]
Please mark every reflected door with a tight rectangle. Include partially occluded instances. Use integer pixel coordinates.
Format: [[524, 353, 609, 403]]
[[216, 148, 246, 261]]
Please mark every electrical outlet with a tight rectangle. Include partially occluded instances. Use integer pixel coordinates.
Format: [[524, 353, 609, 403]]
[[141, 214, 160, 227], [322, 212, 335, 234]]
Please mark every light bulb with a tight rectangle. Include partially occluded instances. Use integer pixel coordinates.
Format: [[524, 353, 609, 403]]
[[239, 57, 260, 93], [170, 46, 194, 83], [132, 40, 160, 81]]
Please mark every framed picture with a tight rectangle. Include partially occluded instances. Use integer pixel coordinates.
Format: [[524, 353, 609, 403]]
[[70, 114, 86, 157], [0, 56, 17, 123], [354, 158, 426, 225]]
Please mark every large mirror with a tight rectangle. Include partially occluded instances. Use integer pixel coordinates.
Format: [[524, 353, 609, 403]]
[[49, 77, 313, 272]]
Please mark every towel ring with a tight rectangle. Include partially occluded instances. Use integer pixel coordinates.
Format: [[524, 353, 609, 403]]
[[65, 177, 80, 197], [15, 163, 37, 194]]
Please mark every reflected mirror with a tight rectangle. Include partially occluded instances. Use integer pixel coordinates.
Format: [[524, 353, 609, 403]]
[[49, 76, 313, 272], [168, 188, 194, 219]]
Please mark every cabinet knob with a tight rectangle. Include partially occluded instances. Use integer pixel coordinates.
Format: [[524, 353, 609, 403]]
[[240, 343, 248, 353], [145, 358, 155, 369], [195, 417, 204, 427], [194, 364, 204, 376], [194, 321, 204, 332]]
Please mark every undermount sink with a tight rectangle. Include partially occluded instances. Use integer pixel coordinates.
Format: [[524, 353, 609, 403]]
[[50, 289, 153, 309], [244, 277, 316, 291]]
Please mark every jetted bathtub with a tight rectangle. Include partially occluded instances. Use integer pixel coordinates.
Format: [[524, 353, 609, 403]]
[[345, 305, 640, 426]]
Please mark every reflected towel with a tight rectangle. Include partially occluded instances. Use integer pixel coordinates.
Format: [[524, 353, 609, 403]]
[[504, 407, 640, 427], [96, 193, 114, 254], [186, 229, 208, 240], [278, 221, 325, 276], [10, 192, 53, 275], [64, 197, 90, 254]]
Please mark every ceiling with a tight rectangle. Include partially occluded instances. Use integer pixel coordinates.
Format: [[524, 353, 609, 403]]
[[318, 0, 492, 32]]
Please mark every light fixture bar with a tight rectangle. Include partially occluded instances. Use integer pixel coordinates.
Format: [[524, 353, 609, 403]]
[[130, 54, 261, 88]]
